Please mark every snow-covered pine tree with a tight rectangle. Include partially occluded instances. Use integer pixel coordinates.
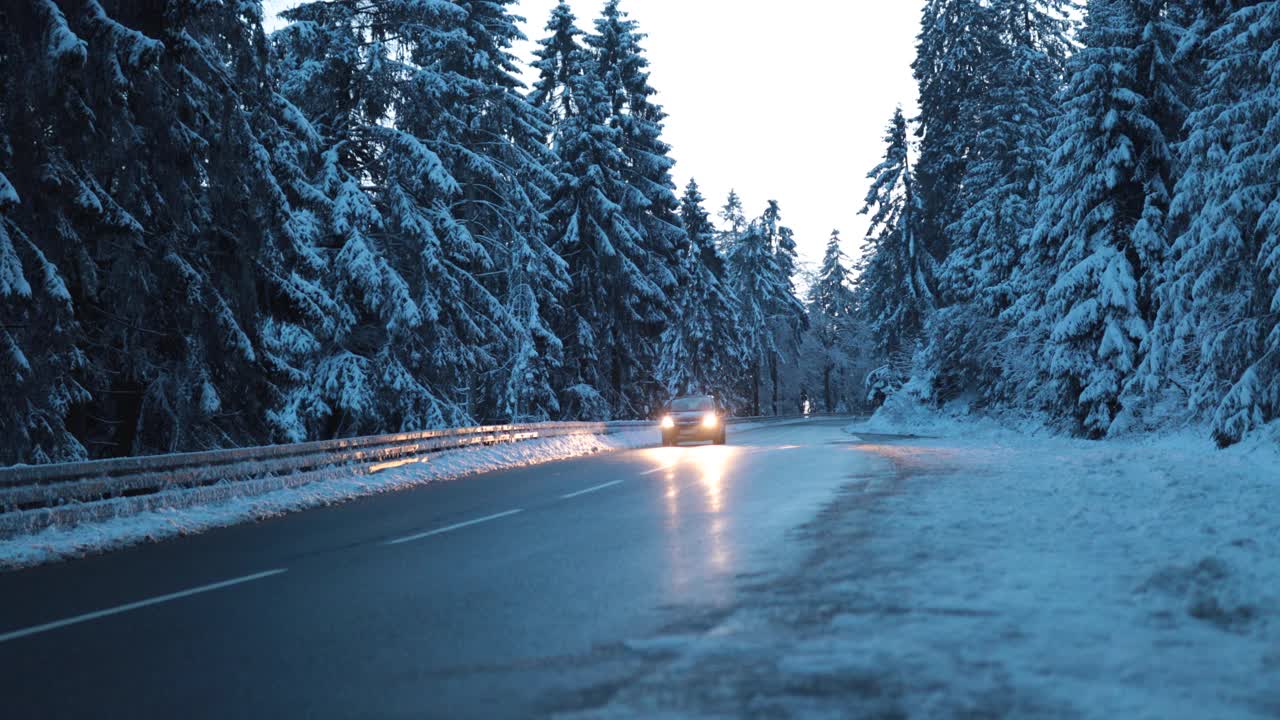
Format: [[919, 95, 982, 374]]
[[1, 1, 337, 459], [856, 108, 936, 400], [925, 0, 1076, 404], [1142, 1, 1280, 445], [727, 201, 805, 416], [809, 231, 861, 412], [271, 0, 458, 438], [531, 1, 584, 125], [535, 3, 664, 419], [587, 0, 686, 412], [121, 0, 343, 454], [1024, 0, 1188, 437], [761, 200, 809, 415], [657, 180, 744, 404], [718, 189, 748, 255], [719, 190, 747, 234], [412, 0, 570, 423], [727, 221, 778, 416], [0, 1, 92, 464], [912, 0, 991, 261]]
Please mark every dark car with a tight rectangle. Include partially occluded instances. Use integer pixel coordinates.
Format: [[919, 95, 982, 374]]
[[659, 395, 727, 447]]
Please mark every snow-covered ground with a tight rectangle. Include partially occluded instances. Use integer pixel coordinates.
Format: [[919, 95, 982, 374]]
[[564, 403, 1280, 719], [0, 430, 657, 570]]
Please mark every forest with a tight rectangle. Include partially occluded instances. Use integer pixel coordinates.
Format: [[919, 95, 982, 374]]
[[859, 0, 1280, 448], [0, 0, 863, 465], [2, 0, 1277, 466]]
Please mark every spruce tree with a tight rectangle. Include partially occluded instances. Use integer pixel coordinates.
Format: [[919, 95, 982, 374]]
[[810, 231, 860, 412], [0, 2, 91, 464], [727, 202, 805, 416], [416, 0, 570, 423], [761, 201, 809, 415], [530, 1, 584, 125], [912, 0, 991, 260], [727, 221, 777, 416], [657, 180, 743, 403], [1024, 0, 1187, 437], [856, 108, 936, 378], [718, 189, 748, 257], [1, 0, 339, 459], [587, 0, 686, 412], [536, 3, 662, 418], [272, 0, 461, 437], [1143, 1, 1280, 445], [926, 0, 1076, 403]]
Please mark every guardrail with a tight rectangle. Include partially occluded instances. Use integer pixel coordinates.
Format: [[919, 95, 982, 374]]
[[0, 414, 827, 539]]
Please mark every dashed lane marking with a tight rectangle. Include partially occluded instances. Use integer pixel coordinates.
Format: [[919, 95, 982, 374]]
[[0, 569, 288, 644], [560, 480, 624, 499], [385, 509, 524, 546]]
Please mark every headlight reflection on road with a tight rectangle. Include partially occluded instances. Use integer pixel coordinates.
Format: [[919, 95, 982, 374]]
[[641, 444, 736, 514], [649, 444, 740, 600], [693, 445, 730, 514]]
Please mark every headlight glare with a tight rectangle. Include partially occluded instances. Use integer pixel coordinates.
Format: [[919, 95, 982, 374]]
[[661, 415, 675, 429], [702, 413, 718, 428]]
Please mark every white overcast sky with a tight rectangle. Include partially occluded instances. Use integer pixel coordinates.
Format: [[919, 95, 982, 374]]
[[263, 1, 922, 268]]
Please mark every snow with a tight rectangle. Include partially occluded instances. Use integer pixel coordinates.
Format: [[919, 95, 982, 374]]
[[0, 430, 656, 570], [562, 408, 1280, 718]]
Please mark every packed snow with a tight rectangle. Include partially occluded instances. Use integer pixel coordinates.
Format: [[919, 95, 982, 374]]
[[558, 405, 1280, 718]]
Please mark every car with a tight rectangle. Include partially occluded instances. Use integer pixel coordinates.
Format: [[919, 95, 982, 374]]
[[659, 395, 727, 447]]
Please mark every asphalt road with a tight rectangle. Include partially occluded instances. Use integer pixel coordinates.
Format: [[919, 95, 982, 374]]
[[0, 417, 874, 719]]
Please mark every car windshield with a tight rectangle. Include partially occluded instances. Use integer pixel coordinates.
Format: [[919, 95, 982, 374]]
[[670, 397, 714, 412]]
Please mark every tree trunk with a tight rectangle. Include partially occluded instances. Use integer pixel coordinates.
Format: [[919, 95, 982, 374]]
[[824, 365, 833, 412], [751, 361, 760, 416], [770, 354, 779, 416]]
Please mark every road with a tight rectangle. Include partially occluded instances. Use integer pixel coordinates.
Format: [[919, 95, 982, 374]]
[[0, 417, 878, 719]]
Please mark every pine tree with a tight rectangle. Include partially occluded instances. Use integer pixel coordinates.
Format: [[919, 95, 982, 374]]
[[912, 0, 991, 260], [0, 1, 92, 464], [727, 222, 776, 416], [1024, 0, 1188, 437], [657, 180, 743, 403], [587, 0, 686, 413], [856, 108, 936, 385], [1143, 1, 1280, 445], [416, 0, 570, 423], [0, 1, 340, 459], [530, 1, 584, 125], [727, 201, 805, 416], [810, 231, 860, 412], [272, 0, 461, 438], [926, 0, 1076, 403], [535, 3, 663, 419], [761, 200, 809, 415]]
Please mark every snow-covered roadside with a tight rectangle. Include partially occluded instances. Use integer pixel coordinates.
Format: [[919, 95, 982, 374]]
[[562, 411, 1280, 719], [0, 430, 656, 571]]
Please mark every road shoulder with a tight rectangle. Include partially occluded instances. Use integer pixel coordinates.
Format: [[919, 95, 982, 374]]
[[552, 428, 1280, 719]]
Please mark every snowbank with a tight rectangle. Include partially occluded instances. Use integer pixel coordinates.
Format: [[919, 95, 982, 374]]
[[0, 430, 655, 570], [566, 416, 1280, 718], [854, 391, 1052, 440]]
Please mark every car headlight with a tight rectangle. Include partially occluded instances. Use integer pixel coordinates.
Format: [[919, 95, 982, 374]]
[[661, 415, 675, 429], [702, 413, 718, 428]]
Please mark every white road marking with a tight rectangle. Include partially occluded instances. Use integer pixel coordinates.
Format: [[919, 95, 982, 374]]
[[560, 480, 624, 499], [641, 464, 677, 476], [385, 509, 524, 546], [0, 569, 288, 644]]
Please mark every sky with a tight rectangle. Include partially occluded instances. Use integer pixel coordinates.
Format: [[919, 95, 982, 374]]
[[262, 1, 922, 271]]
